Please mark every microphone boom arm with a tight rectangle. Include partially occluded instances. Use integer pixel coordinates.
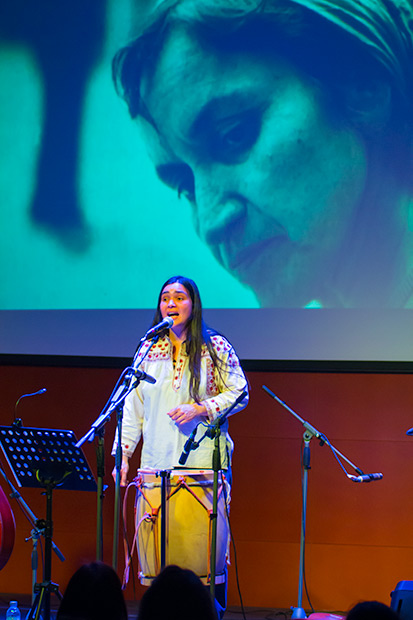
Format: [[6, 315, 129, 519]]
[[262, 384, 383, 619], [262, 385, 364, 476]]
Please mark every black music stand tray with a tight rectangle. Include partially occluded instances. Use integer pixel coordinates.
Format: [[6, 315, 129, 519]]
[[0, 426, 97, 620]]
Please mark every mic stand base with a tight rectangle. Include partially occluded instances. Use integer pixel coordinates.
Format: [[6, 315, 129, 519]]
[[27, 582, 62, 620], [291, 607, 307, 619]]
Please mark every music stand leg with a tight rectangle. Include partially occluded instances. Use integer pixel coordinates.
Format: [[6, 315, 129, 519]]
[[30, 527, 41, 606], [27, 581, 62, 620], [28, 586, 45, 620], [26, 483, 62, 620]]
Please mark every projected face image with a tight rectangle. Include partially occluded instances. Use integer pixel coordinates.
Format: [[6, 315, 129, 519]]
[[115, 0, 413, 309], [142, 27, 368, 309]]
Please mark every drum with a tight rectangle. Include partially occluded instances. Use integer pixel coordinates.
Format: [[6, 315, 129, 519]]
[[134, 468, 229, 585]]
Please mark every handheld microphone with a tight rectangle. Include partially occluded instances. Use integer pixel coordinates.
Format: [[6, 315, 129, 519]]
[[347, 472, 383, 483], [178, 427, 198, 466], [143, 317, 174, 341]]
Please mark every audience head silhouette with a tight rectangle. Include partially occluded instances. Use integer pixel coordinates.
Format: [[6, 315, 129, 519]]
[[138, 564, 217, 620], [56, 561, 128, 620], [346, 600, 400, 620]]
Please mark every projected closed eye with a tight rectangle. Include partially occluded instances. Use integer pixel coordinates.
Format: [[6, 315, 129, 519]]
[[156, 162, 195, 202]]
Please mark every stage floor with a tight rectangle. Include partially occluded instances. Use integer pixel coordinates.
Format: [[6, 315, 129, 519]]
[[0, 593, 347, 620], [0, 597, 295, 620]]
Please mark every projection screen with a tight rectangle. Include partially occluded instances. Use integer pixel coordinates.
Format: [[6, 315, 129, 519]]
[[1, 0, 412, 363]]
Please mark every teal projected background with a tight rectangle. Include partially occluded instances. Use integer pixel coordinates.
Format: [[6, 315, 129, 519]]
[[1, 0, 412, 361], [0, 0, 257, 311]]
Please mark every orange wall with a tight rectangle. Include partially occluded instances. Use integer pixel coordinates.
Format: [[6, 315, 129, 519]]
[[1, 363, 413, 613]]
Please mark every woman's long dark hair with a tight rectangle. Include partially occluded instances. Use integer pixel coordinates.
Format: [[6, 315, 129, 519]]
[[151, 275, 221, 403]]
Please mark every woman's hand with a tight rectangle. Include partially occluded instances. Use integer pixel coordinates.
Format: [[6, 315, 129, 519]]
[[167, 402, 207, 425], [112, 455, 130, 487]]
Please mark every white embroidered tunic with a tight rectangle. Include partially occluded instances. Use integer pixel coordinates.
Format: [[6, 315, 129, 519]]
[[111, 333, 248, 470]]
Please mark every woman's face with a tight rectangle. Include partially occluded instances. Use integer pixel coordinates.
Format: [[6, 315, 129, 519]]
[[160, 282, 193, 334], [141, 25, 370, 307]]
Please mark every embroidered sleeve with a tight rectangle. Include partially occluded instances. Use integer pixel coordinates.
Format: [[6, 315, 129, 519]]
[[201, 336, 248, 423]]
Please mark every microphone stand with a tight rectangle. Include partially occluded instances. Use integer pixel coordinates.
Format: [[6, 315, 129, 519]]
[[76, 338, 158, 569], [76, 348, 156, 570], [76, 370, 134, 566], [179, 391, 247, 601], [262, 385, 376, 619], [209, 418, 222, 604]]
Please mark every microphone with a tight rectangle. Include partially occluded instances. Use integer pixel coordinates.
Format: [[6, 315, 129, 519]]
[[129, 344, 157, 384], [128, 339, 157, 384], [14, 388, 47, 426], [143, 317, 174, 341], [15, 388, 47, 411], [178, 427, 198, 466], [406, 427, 413, 436], [215, 390, 248, 427], [15, 388, 47, 407], [178, 390, 248, 465], [347, 472, 383, 483], [130, 368, 156, 385]]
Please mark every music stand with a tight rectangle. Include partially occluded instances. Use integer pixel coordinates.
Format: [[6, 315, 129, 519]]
[[0, 426, 97, 620]]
